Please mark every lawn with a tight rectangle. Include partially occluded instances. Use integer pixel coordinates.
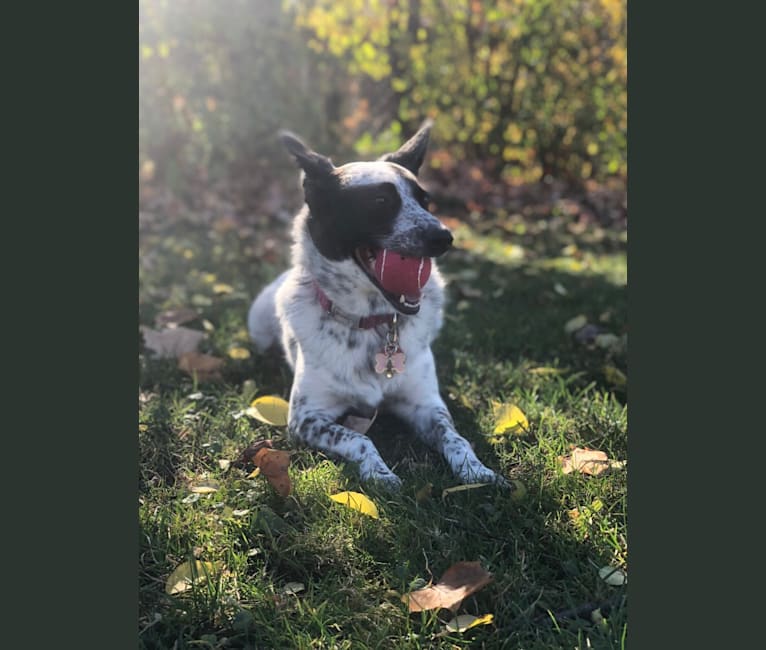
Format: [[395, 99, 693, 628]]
[[139, 180, 627, 649]]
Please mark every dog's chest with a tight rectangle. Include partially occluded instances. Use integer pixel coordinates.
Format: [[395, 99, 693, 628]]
[[297, 310, 429, 405]]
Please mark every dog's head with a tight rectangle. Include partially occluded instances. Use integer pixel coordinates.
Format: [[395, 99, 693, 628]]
[[280, 121, 452, 314]]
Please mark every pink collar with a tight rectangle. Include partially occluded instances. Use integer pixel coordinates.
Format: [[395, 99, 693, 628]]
[[313, 280, 396, 329]]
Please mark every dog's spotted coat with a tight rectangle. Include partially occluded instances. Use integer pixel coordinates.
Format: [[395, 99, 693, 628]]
[[248, 122, 506, 490]]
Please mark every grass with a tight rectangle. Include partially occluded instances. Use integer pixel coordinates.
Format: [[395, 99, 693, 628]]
[[139, 187, 627, 649]]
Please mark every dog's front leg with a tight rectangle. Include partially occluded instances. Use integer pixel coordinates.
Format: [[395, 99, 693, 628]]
[[288, 392, 403, 491], [391, 356, 508, 486]]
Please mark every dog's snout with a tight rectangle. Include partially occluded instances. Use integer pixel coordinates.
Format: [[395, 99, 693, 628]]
[[425, 227, 453, 257]]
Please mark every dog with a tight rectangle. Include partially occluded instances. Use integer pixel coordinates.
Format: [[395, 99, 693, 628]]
[[248, 121, 507, 491]]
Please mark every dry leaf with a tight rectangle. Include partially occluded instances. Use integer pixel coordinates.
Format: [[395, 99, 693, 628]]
[[564, 315, 588, 334], [281, 582, 305, 595], [415, 483, 433, 503], [253, 448, 291, 497], [189, 482, 219, 494], [228, 347, 251, 360], [155, 308, 199, 329], [442, 483, 492, 498], [491, 401, 529, 436], [178, 351, 224, 382], [444, 613, 494, 633], [246, 467, 261, 479], [238, 439, 273, 465], [165, 560, 219, 595], [329, 491, 379, 518], [603, 365, 627, 388], [246, 396, 289, 426], [142, 326, 205, 359], [559, 448, 622, 476], [342, 410, 378, 434], [599, 565, 627, 586], [403, 561, 494, 613]]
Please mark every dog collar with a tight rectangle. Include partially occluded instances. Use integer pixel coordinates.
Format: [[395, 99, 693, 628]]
[[312, 280, 396, 330]]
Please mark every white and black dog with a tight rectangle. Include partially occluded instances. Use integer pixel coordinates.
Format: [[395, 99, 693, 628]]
[[248, 121, 507, 491]]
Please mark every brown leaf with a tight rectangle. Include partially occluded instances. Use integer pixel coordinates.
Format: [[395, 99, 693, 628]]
[[253, 448, 291, 497], [403, 561, 494, 613], [237, 439, 274, 466], [342, 410, 378, 434], [559, 447, 616, 476], [142, 326, 205, 359], [177, 351, 224, 382]]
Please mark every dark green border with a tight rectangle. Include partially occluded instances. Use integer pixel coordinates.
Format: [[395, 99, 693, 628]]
[[628, 2, 756, 647], [5, 4, 137, 647]]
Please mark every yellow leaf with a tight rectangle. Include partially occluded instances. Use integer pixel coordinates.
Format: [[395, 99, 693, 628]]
[[213, 283, 234, 295], [491, 402, 529, 435], [189, 481, 219, 494], [564, 314, 587, 333], [329, 491, 379, 518], [165, 560, 218, 595], [528, 366, 569, 376], [246, 467, 261, 479], [441, 483, 492, 498], [603, 365, 627, 388], [228, 347, 251, 360], [247, 396, 289, 426], [445, 613, 494, 632]]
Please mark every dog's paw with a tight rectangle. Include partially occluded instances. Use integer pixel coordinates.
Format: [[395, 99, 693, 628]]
[[359, 462, 403, 492], [458, 462, 508, 487]]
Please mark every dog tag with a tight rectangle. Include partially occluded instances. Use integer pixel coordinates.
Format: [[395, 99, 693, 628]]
[[375, 348, 406, 378]]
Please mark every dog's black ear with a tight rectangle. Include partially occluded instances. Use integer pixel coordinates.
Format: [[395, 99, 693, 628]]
[[279, 130, 335, 178], [378, 119, 433, 175]]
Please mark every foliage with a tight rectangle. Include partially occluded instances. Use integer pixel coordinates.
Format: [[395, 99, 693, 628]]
[[291, 0, 627, 183], [140, 0, 626, 192]]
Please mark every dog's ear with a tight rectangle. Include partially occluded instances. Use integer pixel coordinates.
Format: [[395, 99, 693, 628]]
[[279, 131, 335, 178], [378, 119, 433, 175]]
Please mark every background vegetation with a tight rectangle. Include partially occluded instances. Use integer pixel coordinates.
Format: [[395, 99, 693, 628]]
[[140, 1, 627, 648]]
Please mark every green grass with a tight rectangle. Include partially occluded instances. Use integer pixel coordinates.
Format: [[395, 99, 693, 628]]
[[139, 195, 627, 649]]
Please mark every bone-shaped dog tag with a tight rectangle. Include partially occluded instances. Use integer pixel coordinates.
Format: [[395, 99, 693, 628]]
[[375, 348, 406, 378]]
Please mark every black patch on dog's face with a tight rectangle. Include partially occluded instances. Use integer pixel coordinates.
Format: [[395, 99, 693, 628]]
[[306, 178, 402, 261]]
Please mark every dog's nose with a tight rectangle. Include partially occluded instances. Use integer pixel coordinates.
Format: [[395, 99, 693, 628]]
[[425, 228, 453, 257]]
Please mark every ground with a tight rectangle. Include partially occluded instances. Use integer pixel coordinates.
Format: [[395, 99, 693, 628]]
[[139, 177, 627, 649]]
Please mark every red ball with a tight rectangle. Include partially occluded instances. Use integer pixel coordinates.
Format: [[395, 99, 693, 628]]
[[374, 250, 432, 299]]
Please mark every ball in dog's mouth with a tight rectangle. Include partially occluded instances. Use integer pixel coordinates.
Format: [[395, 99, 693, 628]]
[[354, 246, 432, 314]]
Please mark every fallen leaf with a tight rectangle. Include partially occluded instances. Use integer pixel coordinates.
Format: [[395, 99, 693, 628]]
[[253, 448, 292, 497], [528, 366, 568, 376], [232, 509, 250, 517], [213, 283, 234, 294], [342, 410, 378, 434], [218, 459, 231, 472], [165, 560, 219, 595], [141, 326, 205, 359], [559, 448, 623, 476], [246, 396, 289, 426], [564, 315, 588, 334], [281, 582, 305, 595], [509, 479, 527, 502], [329, 491, 379, 518], [445, 613, 494, 633], [189, 479, 219, 494], [491, 401, 529, 435], [178, 351, 225, 382], [595, 333, 621, 350], [599, 565, 627, 586], [228, 346, 251, 360], [442, 483, 492, 498], [553, 282, 568, 296], [155, 308, 199, 329], [603, 365, 627, 388], [181, 493, 200, 504], [403, 561, 494, 613], [238, 439, 273, 465], [415, 483, 433, 503], [246, 467, 261, 479]]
